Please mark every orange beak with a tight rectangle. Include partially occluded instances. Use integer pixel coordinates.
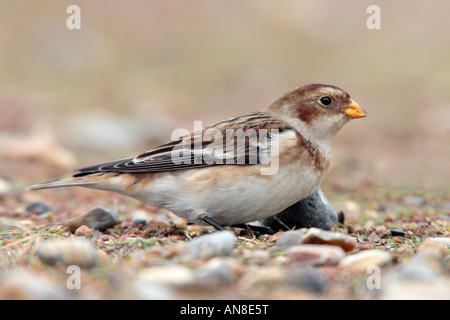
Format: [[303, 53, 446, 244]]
[[344, 100, 367, 119]]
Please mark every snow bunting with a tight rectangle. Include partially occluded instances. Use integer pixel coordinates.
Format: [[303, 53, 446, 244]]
[[27, 84, 366, 229]]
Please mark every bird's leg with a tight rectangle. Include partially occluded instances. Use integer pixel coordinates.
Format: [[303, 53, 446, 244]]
[[201, 216, 226, 231], [200, 216, 275, 235], [232, 224, 275, 235]]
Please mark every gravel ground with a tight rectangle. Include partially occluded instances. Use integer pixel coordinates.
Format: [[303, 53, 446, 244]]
[[0, 168, 448, 300]]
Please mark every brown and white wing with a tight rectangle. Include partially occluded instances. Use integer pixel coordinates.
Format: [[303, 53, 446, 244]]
[[73, 111, 293, 177]]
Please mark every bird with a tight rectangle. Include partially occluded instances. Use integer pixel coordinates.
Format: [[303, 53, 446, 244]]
[[27, 84, 366, 231]]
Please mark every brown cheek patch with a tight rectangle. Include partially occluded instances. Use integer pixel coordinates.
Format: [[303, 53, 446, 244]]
[[295, 102, 324, 124]]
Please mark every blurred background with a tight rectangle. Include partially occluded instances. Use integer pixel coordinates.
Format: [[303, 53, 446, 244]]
[[0, 0, 449, 193]]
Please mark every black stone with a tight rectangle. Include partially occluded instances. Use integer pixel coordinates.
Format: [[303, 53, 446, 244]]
[[389, 229, 406, 237], [133, 218, 149, 227], [262, 187, 337, 231], [338, 211, 345, 225]]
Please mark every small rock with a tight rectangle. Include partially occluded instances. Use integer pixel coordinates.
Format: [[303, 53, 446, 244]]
[[395, 239, 448, 281], [337, 211, 345, 224], [0, 177, 12, 197], [287, 244, 345, 265], [380, 277, 450, 300], [136, 265, 194, 286], [275, 229, 307, 249], [263, 187, 337, 231], [133, 218, 148, 227], [37, 239, 99, 267], [0, 269, 63, 299], [240, 266, 285, 291], [65, 206, 119, 233], [381, 240, 449, 299], [188, 231, 237, 259], [301, 228, 357, 252], [389, 229, 406, 237], [424, 237, 450, 248], [134, 265, 195, 299], [74, 225, 94, 237], [244, 249, 270, 261], [25, 201, 54, 216], [339, 250, 392, 271], [131, 209, 150, 226], [196, 257, 243, 285], [287, 268, 328, 293], [417, 239, 448, 258]]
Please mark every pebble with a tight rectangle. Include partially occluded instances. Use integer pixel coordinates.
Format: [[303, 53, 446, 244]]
[[424, 237, 450, 248], [287, 244, 345, 265], [37, 239, 99, 267], [74, 225, 95, 237], [131, 209, 150, 226], [65, 206, 119, 233], [380, 277, 450, 300], [196, 257, 243, 285], [134, 265, 195, 299], [188, 230, 237, 259], [338, 249, 392, 271], [263, 187, 337, 231], [417, 239, 448, 258], [389, 229, 406, 237], [381, 240, 449, 299], [337, 211, 345, 224], [275, 229, 307, 249], [301, 228, 357, 252], [133, 218, 148, 227], [0, 177, 12, 197], [25, 201, 54, 216], [0, 269, 63, 299], [396, 239, 448, 281], [240, 266, 285, 292], [287, 268, 328, 293]]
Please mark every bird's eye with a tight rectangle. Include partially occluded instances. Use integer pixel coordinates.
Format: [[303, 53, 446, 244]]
[[319, 96, 332, 106]]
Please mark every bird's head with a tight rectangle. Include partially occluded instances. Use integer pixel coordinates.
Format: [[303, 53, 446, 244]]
[[268, 84, 367, 143]]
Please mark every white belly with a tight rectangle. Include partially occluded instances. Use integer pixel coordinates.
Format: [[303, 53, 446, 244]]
[[129, 161, 325, 226]]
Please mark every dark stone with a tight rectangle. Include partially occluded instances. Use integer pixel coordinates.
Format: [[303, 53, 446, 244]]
[[262, 187, 337, 231], [25, 201, 54, 216], [337, 211, 345, 225], [389, 229, 406, 237], [287, 268, 328, 293], [65, 206, 119, 233], [133, 218, 149, 227]]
